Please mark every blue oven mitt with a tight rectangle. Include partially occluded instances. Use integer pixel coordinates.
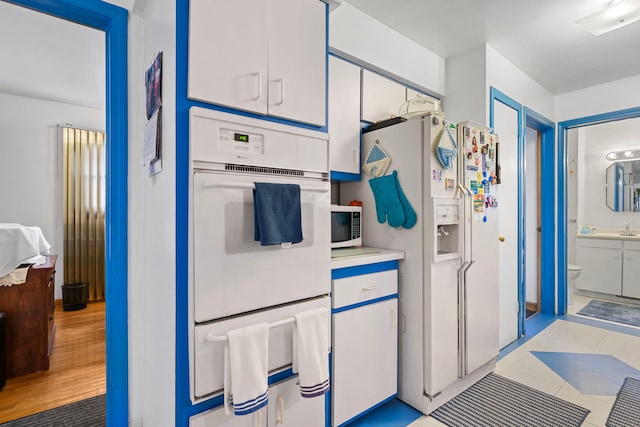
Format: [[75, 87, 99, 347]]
[[395, 172, 416, 229], [369, 172, 406, 227], [368, 170, 416, 229]]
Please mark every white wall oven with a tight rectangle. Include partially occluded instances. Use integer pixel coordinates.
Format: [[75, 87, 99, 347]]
[[189, 107, 331, 402]]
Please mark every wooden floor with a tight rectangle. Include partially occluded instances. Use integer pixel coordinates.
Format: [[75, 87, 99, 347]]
[[0, 301, 106, 423]]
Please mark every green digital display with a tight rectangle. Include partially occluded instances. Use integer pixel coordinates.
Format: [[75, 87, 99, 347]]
[[234, 133, 249, 143]]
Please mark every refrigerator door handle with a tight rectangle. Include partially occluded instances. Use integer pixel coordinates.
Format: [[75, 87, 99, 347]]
[[464, 184, 474, 264], [461, 259, 475, 376]]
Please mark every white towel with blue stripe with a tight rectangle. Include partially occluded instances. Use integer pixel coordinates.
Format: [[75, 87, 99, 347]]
[[224, 323, 269, 416], [292, 307, 330, 398]]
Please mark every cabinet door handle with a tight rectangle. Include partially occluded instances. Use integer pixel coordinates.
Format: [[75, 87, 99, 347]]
[[275, 78, 285, 106], [252, 72, 262, 101], [352, 148, 358, 167], [362, 285, 377, 291], [390, 308, 397, 329], [276, 396, 285, 424], [255, 409, 262, 427]]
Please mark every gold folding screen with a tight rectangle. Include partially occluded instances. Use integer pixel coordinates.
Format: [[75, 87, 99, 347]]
[[61, 126, 106, 301]]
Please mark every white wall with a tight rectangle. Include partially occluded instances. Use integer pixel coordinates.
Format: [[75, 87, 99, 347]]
[[444, 45, 486, 124], [0, 92, 105, 299], [567, 128, 582, 265], [485, 46, 554, 123], [329, 1, 445, 96], [125, 0, 176, 425], [555, 74, 640, 122]]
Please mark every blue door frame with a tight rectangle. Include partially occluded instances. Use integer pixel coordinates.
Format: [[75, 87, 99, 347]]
[[490, 87, 555, 339], [614, 163, 625, 211], [4, 1, 129, 424], [557, 106, 640, 315]]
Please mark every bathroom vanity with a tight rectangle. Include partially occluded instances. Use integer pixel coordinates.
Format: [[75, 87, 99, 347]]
[[576, 231, 640, 299]]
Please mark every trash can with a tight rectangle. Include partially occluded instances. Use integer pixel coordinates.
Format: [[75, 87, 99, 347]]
[[62, 282, 89, 311], [0, 312, 6, 391]]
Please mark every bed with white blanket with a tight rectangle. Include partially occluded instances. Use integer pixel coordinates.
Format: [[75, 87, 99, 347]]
[[0, 223, 51, 286]]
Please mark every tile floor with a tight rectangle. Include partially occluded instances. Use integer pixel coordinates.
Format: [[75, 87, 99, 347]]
[[404, 294, 640, 427]]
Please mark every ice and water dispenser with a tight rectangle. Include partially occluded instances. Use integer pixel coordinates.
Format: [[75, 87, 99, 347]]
[[433, 198, 460, 262]]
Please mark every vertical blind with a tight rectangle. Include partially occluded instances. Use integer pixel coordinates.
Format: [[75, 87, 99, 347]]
[[61, 126, 106, 301]]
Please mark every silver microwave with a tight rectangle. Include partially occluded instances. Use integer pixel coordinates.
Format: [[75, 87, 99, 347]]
[[331, 205, 362, 248]]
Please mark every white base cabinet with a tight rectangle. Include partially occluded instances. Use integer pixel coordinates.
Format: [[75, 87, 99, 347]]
[[576, 238, 640, 298], [331, 268, 398, 426], [190, 376, 324, 427], [623, 241, 640, 299], [576, 238, 622, 295]]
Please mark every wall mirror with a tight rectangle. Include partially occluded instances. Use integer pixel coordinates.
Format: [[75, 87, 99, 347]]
[[606, 160, 640, 212]]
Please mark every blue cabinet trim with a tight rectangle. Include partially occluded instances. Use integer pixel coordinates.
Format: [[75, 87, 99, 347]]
[[331, 260, 399, 279], [336, 394, 398, 427], [332, 294, 398, 314], [331, 171, 361, 181]]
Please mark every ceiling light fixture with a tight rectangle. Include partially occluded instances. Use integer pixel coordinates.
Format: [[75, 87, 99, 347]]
[[606, 149, 640, 160], [575, 0, 640, 36]]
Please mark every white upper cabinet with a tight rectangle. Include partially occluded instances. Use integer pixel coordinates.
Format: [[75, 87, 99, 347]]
[[268, 0, 326, 126], [188, 0, 269, 115], [361, 69, 406, 123], [189, 0, 326, 127], [328, 56, 361, 175]]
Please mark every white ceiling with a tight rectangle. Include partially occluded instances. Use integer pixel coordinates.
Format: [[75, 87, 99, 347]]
[[1, 0, 639, 110], [346, 0, 640, 95]]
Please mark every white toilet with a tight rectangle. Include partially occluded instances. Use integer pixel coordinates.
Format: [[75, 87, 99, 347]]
[[567, 264, 582, 305]]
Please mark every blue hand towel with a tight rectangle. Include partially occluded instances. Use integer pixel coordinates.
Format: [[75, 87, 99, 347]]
[[253, 182, 303, 246]]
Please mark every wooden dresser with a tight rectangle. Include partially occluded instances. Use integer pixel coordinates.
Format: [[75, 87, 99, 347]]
[[0, 255, 57, 378]]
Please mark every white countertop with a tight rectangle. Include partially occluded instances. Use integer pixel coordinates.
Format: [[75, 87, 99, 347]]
[[576, 228, 639, 241], [330, 247, 405, 269]]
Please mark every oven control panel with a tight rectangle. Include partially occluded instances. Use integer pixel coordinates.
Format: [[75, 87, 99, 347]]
[[218, 128, 264, 155]]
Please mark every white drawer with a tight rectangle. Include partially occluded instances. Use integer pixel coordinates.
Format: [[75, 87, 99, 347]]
[[193, 296, 330, 400], [576, 238, 622, 249], [332, 270, 397, 309], [624, 240, 640, 251]]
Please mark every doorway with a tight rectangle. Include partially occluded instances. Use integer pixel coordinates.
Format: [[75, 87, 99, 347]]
[[490, 88, 556, 350], [558, 106, 640, 315], [1, 0, 129, 424], [525, 126, 541, 318], [559, 110, 640, 326]]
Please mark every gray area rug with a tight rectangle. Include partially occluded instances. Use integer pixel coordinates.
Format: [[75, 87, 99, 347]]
[[431, 373, 590, 427], [607, 377, 640, 427], [0, 394, 105, 427], [577, 300, 640, 328]]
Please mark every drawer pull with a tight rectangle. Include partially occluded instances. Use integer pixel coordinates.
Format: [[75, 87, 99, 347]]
[[362, 285, 378, 291]]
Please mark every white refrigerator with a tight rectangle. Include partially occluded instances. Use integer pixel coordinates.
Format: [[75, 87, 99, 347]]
[[340, 114, 499, 414]]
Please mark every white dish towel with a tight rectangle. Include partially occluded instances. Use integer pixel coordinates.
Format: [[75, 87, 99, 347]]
[[292, 307, 330, 398], [224, 323, 269, 416]]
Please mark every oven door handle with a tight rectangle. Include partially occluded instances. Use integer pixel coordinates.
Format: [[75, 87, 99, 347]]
[[202, 180, 329, 193]]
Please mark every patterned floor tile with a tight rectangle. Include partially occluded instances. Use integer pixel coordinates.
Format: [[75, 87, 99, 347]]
[[531, 351, 640, 395]]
